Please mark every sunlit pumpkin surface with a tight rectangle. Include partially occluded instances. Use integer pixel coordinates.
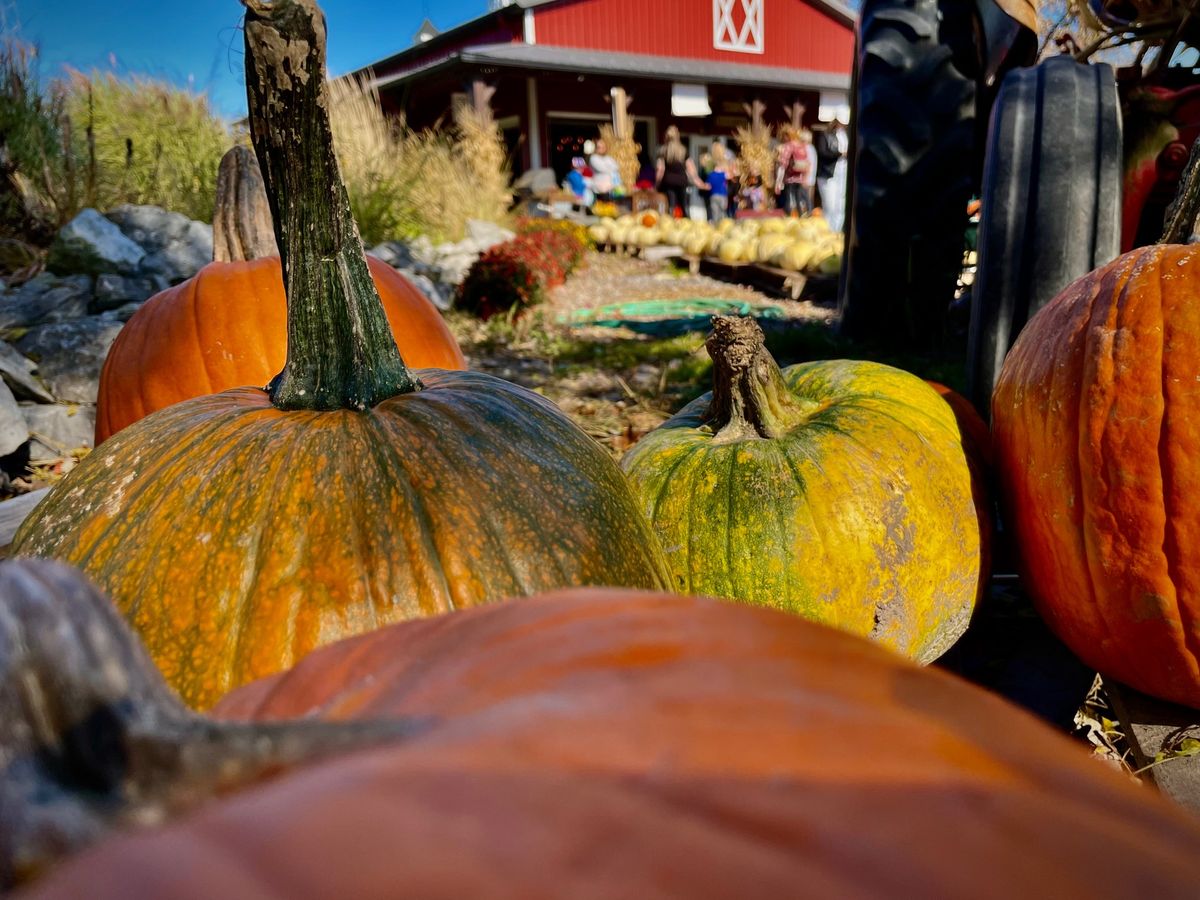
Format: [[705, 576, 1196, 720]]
[[994, 244, 1200, 708], [23, 591, 1200, 900], [94, 255, 466, 443], [14, 373, 670, 709], [622, 360, 983, 663]]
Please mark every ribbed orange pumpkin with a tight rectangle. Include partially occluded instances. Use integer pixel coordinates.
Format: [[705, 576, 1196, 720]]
[[94, 156, 464, 444], [993, 244, 1200, 707], [16, 582, 1200, 900]]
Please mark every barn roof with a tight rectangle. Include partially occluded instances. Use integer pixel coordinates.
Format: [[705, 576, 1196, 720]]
[[354, 0, 857, 82], [370, 42, 850, 92]]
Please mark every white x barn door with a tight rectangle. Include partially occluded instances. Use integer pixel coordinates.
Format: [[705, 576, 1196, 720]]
[[713, 0, 764, 54]]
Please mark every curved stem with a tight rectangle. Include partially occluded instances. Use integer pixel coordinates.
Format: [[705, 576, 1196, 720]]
[[212, 145, 279, 263], [241, 0, 420, 410], [1160, 137, 1200, 245], [704, 315, 812, 442]]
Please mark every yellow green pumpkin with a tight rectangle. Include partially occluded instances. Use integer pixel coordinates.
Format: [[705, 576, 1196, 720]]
[[620, 316, 985, 662]]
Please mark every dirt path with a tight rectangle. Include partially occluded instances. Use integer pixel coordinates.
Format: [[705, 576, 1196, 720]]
[[451, 251, 837, 458]]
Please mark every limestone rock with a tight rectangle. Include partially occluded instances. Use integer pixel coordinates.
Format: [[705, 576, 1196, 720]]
[[0, 274, 93, 332], [0, 341, 55, 403], [15, 318, 123, 404], [93, 274, 161, 312], [21, 403, 95, 463], [0, 380, 28, 457], [47, 209, 144, 276], [107, 204, 213, 284]]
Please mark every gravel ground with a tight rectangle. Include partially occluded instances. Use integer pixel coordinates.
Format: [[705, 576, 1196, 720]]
[[451, 250, 838, 459]]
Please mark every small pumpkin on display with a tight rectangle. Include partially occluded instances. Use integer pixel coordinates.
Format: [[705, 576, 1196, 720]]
[[12, 0, 669, 710], [621, 316, 987, 663], [93, 144, 465, 444], [7, 560, 1200, 899], [993, 242, 1200, 708]]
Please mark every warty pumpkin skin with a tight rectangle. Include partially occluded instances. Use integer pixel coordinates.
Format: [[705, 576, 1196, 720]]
[[10, 0, 669, 710], [19, 586, 1200, 900], [992, 243, 1200, 707], [14, 373, 669, 709], [621, 317, 985, 663], [94, 252, 466, 445]]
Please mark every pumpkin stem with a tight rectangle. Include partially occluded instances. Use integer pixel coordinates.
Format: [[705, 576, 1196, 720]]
[[241, 0, 420, 410], [0, 560, 425, 889], [705, 316, 812, 442], [1160, 137, 1200, 245], [211, 145, 279, 263]]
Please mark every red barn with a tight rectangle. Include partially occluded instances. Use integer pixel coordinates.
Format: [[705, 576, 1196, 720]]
[[352, 0, 855, 179]]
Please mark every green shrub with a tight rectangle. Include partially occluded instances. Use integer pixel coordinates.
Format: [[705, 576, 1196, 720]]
[[329, 77, 511, 245], [61, 70, 230, 222], [0, 39, 71, 240]]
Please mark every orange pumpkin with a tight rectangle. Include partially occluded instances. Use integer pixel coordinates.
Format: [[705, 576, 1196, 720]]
[[93, 150, 464, 444], [993, 244, 1200, 707], [95, 256, 465, 443], [15, 577, 1200, 899]]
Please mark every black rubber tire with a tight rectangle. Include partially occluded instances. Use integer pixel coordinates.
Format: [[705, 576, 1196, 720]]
[[841, 0, 982, 351], [965, 57, 1122, 415]]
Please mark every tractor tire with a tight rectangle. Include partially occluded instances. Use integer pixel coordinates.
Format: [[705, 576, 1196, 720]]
[[966, 57, 1122, 415], [841, 0, 982, 351]]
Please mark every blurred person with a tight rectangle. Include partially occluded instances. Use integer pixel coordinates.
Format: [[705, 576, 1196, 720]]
[[656, 125, 704, 218], [705, 142, 734, 221], [815, 115, 849, 231], [775, 125, 811, 216], [589, 137, 622, 201], [564, 156, 594, 208]]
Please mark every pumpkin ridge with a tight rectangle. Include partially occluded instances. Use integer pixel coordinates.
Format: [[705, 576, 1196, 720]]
[[367, 406, 459, 613], [723, 449, 739, 599], [776, 440, 824, 619], [1157, 251, 1200, 674], [1080, 260, 1145, 687], [188, 272, 220, 396], [392, 389, 538, 601], [54, 397, 262, 580], [226, 416, 313, 694]]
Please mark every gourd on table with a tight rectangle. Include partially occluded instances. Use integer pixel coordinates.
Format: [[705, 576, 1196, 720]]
[[12, 0, 669, 710], [621, 316, 987, 663], [93, 145, 465, 444]]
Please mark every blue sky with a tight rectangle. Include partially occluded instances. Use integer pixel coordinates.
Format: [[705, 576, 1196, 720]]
[[6, 0, 484, 119]]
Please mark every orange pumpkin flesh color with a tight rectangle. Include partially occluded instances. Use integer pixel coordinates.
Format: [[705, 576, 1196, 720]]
[[21, 589, 1200, 900], [993, 244, 1200, 707], [95, 255, 465, 443]]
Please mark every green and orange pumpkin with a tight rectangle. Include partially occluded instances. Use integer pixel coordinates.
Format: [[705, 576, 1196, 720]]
[[993, 242, 1200, 707], [621, 316, 987, 662], [12, 0, 668, 709]]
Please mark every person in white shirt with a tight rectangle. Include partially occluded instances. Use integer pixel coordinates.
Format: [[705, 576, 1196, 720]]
[[589, 138, 622, 200]]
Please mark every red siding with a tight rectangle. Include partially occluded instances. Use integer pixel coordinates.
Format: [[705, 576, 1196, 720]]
[[532, 0, 852, 74]]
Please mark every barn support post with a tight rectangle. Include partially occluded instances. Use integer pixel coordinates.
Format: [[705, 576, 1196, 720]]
[[526, 76, 543, 169]]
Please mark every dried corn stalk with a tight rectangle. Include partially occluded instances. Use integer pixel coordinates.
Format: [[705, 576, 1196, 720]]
[[599, 123, 640, 193]]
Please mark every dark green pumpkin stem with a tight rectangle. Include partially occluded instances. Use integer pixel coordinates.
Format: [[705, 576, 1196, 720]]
[[1160, 137, 1200, 245], [242, 0, 420, 410], [705, 316, 811, 442]]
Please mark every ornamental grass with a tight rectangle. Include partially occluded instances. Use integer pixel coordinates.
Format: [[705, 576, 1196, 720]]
[[328, 77, 511, 245]]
